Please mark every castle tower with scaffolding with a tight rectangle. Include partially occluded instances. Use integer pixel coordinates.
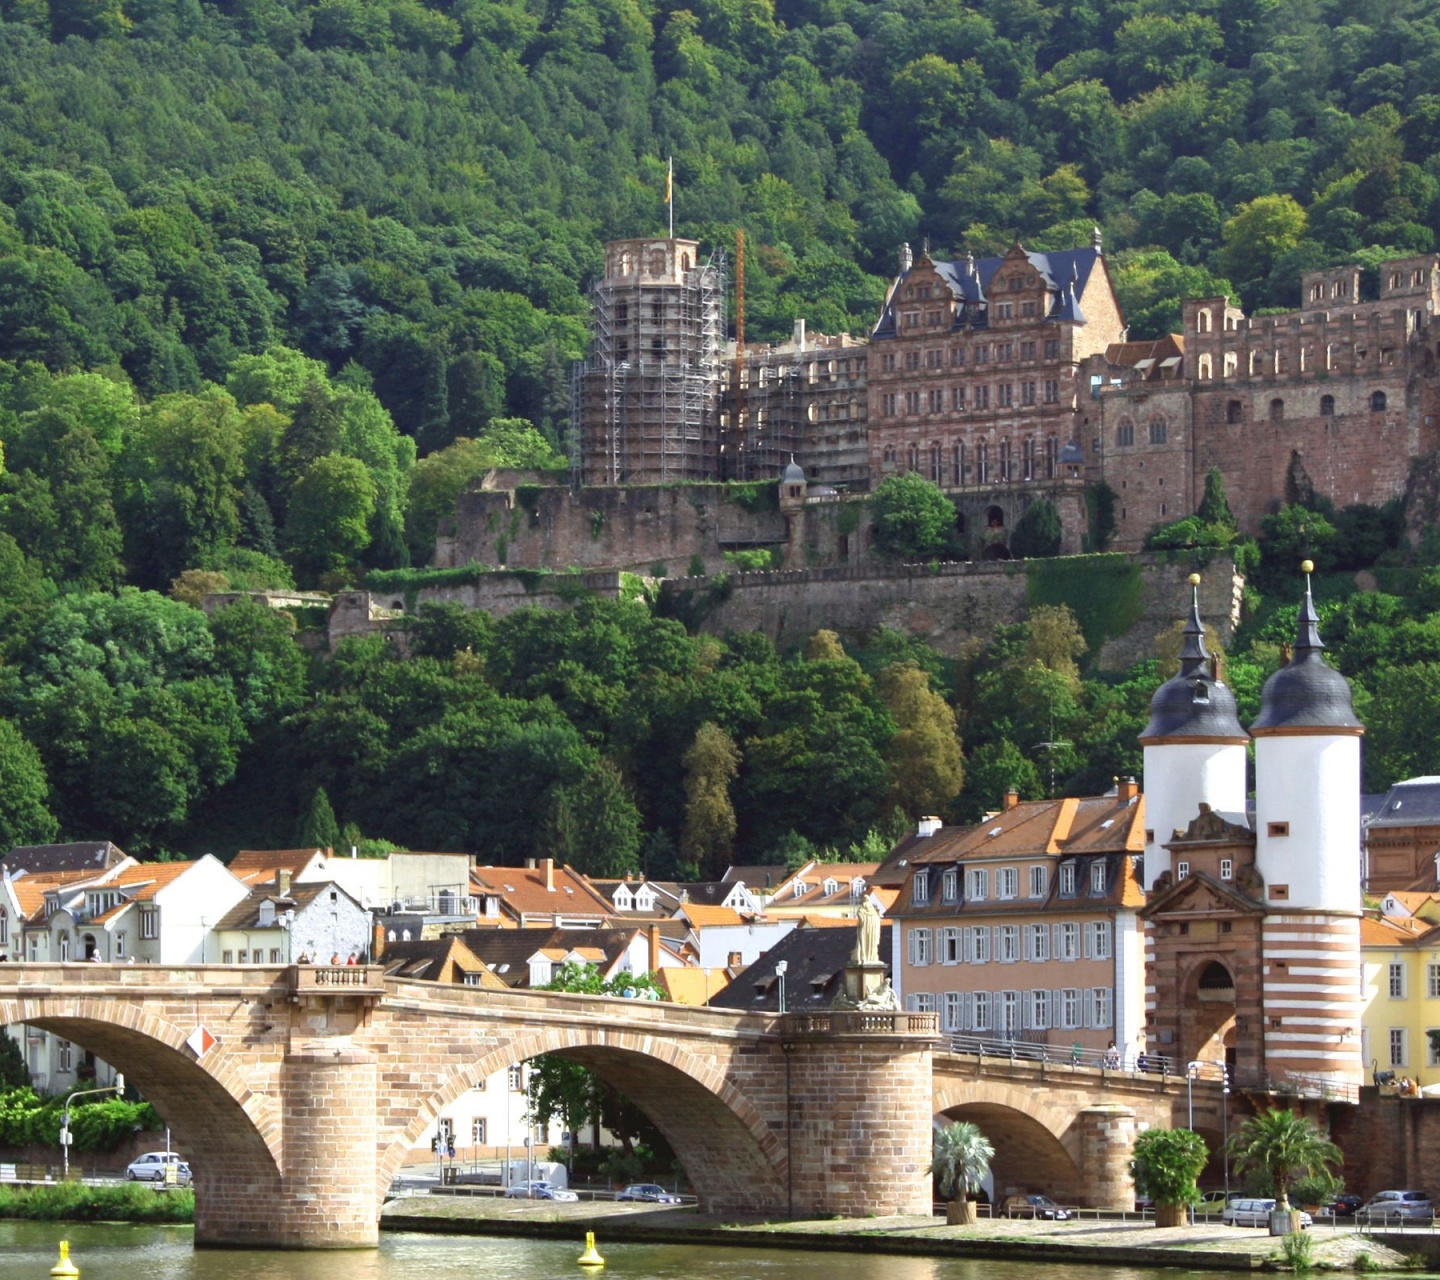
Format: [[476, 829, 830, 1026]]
[[572, 238, 725, 486]]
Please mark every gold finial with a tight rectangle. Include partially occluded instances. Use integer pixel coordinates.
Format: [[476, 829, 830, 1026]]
[[1300, 559, 1314, 575], [1188, 573, 1201, 586]]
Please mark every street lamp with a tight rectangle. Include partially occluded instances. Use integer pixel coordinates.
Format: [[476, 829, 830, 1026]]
[[62, 1073, 124, 1178], [775, 961, 788, 1015], [1222, 1066, 1231, 1202]]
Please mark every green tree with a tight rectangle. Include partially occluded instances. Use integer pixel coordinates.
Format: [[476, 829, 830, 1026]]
[[283, 454, 377, 580], [879, 662, 964, 818], [1010, 500, 1063, 559], [1197, 467, 1237, 529], [931, 1120, 994, 1225], [1217, 196, 1307, 298], [680, 721, 740, 879], [1130, 1127, 1209, 1225], [0, 717, 58, 849], [1227, 1109, 1341, 1211], [870, 473, 957, 561], [295, 786, 341, 851]]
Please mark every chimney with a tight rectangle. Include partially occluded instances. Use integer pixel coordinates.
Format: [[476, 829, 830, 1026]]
[[899, 242, 913, 273], [793, 318, 807, 349], [372, 920, 386, 961], [1117, 776, 1139, 802], [916, 816, 942, 838], [648, 924, 661, 974], [1003, 788, 1020, 811], [542, 857, 554, 892], [277, 868, 292, 896]]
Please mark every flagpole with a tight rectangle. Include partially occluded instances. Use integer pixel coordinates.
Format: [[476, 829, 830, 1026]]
[[667, 156, 674, 238]]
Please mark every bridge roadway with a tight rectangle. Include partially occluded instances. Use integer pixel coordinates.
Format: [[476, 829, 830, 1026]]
[[0, 964, 1212, 1248]]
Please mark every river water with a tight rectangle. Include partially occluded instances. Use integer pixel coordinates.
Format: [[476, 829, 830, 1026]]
[[0, 1222, 1165, 1280]]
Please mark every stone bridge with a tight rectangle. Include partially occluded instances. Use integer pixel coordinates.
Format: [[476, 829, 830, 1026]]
[[933, 1052, 1210, 1208], [0, 965, 1219, 1248]]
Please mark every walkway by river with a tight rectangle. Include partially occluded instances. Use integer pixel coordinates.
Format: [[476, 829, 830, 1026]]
[[381, 1196, 1417, 1272]]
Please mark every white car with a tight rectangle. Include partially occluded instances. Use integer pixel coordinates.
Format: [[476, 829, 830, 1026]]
[[1222, 1197, 1312, 1228], [504, 1180, 578, 1202], [125, 1151, 192, 1186]]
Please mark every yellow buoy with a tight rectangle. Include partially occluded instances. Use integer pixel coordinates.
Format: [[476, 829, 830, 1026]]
[[50, 1240, 79, 1279], [577, 1229, 605, 1268]]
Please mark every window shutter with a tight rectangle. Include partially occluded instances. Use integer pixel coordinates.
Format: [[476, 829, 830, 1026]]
[[907, 929, 917, 965], [1053, 988, 1064, 1027], [1081, 923, 1091, 959]]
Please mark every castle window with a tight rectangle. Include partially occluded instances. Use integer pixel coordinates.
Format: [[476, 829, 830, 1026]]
[[1269, 398, 1284, 422], [1372, 390, 1388, 411], [1226, 400, 1242, 424], [999, 439, 1012, 479], [1320, 394, 1334, 416], [1268, 822, 1289, 837], [1044, 339, 1059, 359], [1045, 437, 1057, 478], [908, 443, 920, 471], [1198, 354, 1212, 380], [976, 442, 988, 483], [1116, 420, 1135, 448], [1220, 859, 1233, 881], [1198, 309, 1212, 333], [952, 386, 966, 411], [1044, 379, 1058, 403], [1148, 417, 1167, 445], [1176, 861, 1189, 880], [954, 441, 966, 481]]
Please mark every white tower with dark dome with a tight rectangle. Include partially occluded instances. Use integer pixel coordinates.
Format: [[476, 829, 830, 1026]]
[[1249, 561, 1363, 1086], [1138, 573, 1249, 892]]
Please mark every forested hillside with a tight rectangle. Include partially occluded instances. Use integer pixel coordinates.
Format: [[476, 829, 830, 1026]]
[[1, 0, 1439, 863]]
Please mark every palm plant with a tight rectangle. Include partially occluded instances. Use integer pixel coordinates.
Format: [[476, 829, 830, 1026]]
[[931, 1120, 994, 1225], [1228, 1109, 1341, 1211]]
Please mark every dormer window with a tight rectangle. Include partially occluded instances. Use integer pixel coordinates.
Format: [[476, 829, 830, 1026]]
[[614, 886, 633, 909], [1059, 863, 1076, 896], [1091, 862, 1107, 894], [823, 878, 839, 896], [635, 888, 655, 911], [913, 870, 930, 904], [791, 880, 809, 899], [258, 901, 276, 927], [850, 878, 866, 902], [941, 868, 958, 903]]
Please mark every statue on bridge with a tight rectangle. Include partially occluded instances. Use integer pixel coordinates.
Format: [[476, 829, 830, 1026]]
[[853, 895, 882, 966]]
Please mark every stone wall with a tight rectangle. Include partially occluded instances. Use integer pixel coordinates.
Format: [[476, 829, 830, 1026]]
[[659, 553, 1242, 672]]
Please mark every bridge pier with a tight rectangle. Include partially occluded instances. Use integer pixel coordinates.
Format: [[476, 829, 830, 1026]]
[[780, 1011, 939, 1217], [1077, 1104, 1140, 1210]]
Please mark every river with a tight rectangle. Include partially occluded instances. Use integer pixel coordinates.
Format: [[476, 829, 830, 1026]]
[[0, 1222, 1167, 1280]]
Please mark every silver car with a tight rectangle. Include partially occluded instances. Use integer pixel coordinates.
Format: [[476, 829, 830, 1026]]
[[504, 1180, 578, 1202], [1222, 1197, 1312, 1228], [1356, 1190, 1433, 1224], [125, 1151, 192, 1186]]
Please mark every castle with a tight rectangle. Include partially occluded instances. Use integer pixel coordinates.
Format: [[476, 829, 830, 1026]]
[[561, 235, 1440, 562]]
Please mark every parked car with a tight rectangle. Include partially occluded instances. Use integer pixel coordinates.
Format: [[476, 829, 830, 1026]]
[[1002, 1194, 1072, 1221], [1356, 1190, 1433, 1224], [504, 1180, 578, 1202], [125, 1152, 192, 1186], [1328, 1194, 1364, 1217], [616, 1183, 683, 1204], [1222, 1197, 1313, 1228], [1197, 1191, 1241, 1213]]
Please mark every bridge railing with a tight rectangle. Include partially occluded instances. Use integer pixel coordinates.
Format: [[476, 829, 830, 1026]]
[[945, 1034, 1176, 1076], [786, 1010, 941, 1037]]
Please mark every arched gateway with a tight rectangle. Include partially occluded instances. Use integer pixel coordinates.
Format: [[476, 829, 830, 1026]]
[[0, 965, 939, 1247]]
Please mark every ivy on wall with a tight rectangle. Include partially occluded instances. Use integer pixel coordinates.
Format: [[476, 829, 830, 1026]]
[[1025, 554, 1146, 664]]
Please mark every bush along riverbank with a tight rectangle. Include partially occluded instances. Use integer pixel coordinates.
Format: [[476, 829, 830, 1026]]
[[0, 1182, 193, 1223]]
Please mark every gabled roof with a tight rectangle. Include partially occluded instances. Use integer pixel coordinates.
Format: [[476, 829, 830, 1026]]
[[709, 923, 893, 1013], [228, 848, 327, 884], [899, 793, 1144, 866], [6, 870, 104, 922], [381, 936, 506, 986], [1360, 911, 1430, 947], [656, 967, 731, 1005], [1366, 777, 1440, 829], [873, 244, 1108, 339], [212, 881, 360, 931], [0, 842, 128, 875], [673, 903, 750, 928], [470, 862, 614, 922], [457, 926, 644, 987], [721, 865, 788, 890], [769, 861, 878, 906]]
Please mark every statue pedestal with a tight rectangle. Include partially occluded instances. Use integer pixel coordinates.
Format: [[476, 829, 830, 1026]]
[[833, 962, 891, 1009]]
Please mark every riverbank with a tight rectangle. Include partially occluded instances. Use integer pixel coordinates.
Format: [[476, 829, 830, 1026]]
[[0, 1182, 193, 1223], [381, 1196, 1418, 1272]]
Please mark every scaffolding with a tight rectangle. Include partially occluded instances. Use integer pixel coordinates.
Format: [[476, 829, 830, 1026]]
[[571, 239, 726, 486]]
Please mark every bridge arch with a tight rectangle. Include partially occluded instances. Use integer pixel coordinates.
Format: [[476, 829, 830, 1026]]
[[933, 1078, 1083, 1203], [0, 993, 284, 1240], [379, 1025, 787, 1212]]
